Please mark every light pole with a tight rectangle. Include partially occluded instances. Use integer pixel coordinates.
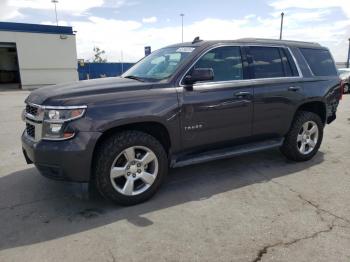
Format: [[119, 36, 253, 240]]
[[121, 50, 124, 74], [347, 38, 350, 68], [180, 13, 184, 43], [51, 0, 59, 26], [279, 12, 284, 40]]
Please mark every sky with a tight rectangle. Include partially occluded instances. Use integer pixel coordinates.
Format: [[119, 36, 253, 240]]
[[0, 0, 349, 62]]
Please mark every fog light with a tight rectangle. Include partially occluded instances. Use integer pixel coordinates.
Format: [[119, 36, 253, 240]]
[[50, 123, 63, 133]]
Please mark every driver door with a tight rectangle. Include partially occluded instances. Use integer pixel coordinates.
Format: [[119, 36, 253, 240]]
[[178, 45, 253, 151]]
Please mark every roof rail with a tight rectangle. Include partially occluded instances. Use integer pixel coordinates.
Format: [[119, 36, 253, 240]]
[[237, 38, 321, 46]]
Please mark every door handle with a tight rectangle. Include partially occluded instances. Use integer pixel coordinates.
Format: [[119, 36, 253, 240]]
[[288, 86, 301, 92], [235, 91, 251, 98]]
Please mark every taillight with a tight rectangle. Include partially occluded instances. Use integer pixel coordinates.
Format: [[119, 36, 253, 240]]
[[340, 80, 344, 100]]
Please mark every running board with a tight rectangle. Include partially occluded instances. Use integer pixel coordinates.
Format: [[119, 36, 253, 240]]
[[172, 138, 284, 168]]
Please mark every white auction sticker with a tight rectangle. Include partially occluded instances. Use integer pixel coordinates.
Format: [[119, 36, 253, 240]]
[[176, 47, 195, 53]]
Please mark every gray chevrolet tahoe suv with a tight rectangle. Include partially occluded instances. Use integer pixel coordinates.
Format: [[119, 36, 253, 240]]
[[22, 38, 342, 205]]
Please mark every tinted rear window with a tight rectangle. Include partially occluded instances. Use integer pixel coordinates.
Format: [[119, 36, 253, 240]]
[[249, 47, 284, 79], [300, 48, 337, 76]]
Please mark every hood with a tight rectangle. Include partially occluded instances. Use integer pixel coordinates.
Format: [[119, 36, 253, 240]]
[[26, 77, 155, 105]]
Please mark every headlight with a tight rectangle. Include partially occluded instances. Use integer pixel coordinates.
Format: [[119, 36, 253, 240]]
[[44, 108, 86, 122], [42, 106, 86, 140]]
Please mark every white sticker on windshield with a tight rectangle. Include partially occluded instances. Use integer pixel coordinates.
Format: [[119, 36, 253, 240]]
[[176, 47, 195, 53]]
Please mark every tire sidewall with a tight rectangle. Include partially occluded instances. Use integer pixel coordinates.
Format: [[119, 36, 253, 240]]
[[95, 131, 168, 205], [282, 111, 324, 161]]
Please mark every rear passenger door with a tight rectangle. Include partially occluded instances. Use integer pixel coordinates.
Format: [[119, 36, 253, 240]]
[[246, 46, 304, 137]]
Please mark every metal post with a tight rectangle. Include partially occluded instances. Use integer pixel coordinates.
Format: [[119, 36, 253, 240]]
[[180, 14, 184, 43], [279, 12, 284, 40], [347, 38, 350, 68], [51, 0, 59, 26], [121, 50, 124, 74]]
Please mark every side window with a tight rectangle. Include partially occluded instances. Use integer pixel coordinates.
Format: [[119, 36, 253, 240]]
[[300, 48, 337, 76], [281, 48, 299, 76], [280, 49, 292, 76], [193, 46, 243, 82], [249, 46, 284, 78]]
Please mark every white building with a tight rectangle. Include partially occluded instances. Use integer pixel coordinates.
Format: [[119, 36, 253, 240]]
[[0, 22, 78, 90]]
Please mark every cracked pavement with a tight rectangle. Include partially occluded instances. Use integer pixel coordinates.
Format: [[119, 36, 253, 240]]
[[0, 91, 349, 262]]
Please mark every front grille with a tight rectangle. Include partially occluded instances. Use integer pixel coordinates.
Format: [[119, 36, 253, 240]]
[[26, 104, 38, 116], [26, 123, 35, 138]]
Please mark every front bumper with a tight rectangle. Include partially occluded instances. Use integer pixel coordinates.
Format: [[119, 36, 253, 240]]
[[22, 131, 102, 182]]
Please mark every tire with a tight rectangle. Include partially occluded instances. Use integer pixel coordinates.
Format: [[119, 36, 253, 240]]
[[93, 130, 168, 206], [344, 84, 349, 94], [281, 111, 324, 162]]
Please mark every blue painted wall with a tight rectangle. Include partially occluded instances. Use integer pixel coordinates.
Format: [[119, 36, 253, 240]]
[[78, 62, 134, 80]]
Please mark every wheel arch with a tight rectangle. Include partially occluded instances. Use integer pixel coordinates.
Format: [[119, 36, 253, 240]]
[[96, 120, 171, 151], [293, 100, 327, 125], [91, 121, 172, 180]]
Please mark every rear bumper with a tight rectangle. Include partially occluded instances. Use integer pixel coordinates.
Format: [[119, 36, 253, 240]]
[[22, 131, 102, 182]]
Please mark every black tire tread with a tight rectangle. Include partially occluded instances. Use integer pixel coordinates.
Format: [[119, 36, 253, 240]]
[[93, 130, 168, 206]]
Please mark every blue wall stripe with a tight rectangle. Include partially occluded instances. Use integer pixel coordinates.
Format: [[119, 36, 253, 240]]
[[78, 62, 134, 80], [0, 22, 73, 35]]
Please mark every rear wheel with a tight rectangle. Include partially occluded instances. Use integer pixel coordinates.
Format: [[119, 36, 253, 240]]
[[281, 111, 323, 161], [94, 131, 168, 206]]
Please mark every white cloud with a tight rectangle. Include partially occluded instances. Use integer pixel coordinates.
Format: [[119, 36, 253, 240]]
[[268, 0, 350, 61], [0, 0, 349, 62], [2, 0, 139, 18], [142, 16, 157, 24], [108, 0, 139, 8], [69, 17, 143, 62], [8, 0, 104, 15], [0, 0, 22, 20], [269, 0, 350, 18], [270, 9, 331, 22], [63, 14, 349, 62], [244, 14, 256, 20]]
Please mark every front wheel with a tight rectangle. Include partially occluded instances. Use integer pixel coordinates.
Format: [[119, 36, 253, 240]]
[[281, 111, 324, 161], [344, 84, 349, 94], [93, 131, 168, 206]]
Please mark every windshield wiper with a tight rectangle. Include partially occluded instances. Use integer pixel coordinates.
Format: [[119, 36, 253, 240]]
[[124, 75, 145, 82]]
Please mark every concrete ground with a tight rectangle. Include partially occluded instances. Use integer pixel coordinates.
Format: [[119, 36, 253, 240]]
[[0, 91, 349, 262]]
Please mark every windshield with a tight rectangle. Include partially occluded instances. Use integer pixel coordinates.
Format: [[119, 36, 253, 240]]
[[122, 47, 195, 81]]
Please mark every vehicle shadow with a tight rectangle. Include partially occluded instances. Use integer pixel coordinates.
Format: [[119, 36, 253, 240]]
[[0, 149, 324, 250]]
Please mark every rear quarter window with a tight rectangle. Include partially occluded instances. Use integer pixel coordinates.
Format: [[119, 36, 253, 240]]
[[300, 48, 337, 76]]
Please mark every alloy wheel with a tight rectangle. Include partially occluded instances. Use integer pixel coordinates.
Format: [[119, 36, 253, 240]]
[[110, 146, 159, 196], [297, 121, 319, 155]]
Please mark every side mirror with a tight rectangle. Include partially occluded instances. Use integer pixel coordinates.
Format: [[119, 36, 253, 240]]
[[184, 68, 214, 85]]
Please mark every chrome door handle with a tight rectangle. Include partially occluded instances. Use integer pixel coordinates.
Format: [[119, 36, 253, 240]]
[[288, 86, 301, 92], [235, 91, 251, 98]]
